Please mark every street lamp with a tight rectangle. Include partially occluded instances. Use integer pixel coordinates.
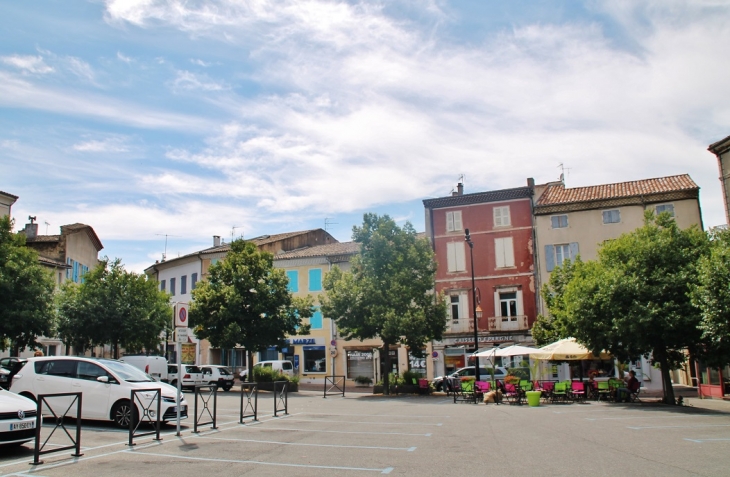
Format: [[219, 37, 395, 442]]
[[465, 228, 480, 384]]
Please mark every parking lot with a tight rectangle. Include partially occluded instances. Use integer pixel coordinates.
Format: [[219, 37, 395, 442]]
[[2, 389, 730, 476]]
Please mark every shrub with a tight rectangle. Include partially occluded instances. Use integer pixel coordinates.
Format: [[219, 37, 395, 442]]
[[402, 370, 422, 385], [252, 366, 292, 382], [354, 375, 373, 385]]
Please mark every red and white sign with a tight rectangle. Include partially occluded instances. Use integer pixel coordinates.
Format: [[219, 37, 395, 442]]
[[174, 303, 189, 328]]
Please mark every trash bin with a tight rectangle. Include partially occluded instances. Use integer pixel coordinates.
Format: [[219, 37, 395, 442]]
[[526, 390, 541, 407]]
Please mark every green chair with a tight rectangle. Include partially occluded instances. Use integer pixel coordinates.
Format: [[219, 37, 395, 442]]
[[552, 382, 568, 403], [519, 380, 533, 392], [597, 381, 611, 401]]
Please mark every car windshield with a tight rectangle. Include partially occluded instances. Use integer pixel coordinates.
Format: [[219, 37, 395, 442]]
[[216, 367, 232, 375], [102, 360, 155, 382]]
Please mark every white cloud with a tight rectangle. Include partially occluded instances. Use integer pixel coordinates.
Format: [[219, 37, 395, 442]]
[[117, 52, 133, 63], [72, 136, 130, 153], [0, 55, 54, 74], [172, 70, 228, 92]]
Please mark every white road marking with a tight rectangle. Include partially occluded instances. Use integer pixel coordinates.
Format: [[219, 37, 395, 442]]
[[629, 424, 730, 430], [192, 434, 417, 451], [281, 418, 442, 426]]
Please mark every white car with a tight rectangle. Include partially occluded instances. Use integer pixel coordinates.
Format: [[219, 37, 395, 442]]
[[11, 357, 187, 428], [240, 360, 294, 379], [166, 364, 205, 391], [200, 365, 235, 391], [0, 388, 38, 446]]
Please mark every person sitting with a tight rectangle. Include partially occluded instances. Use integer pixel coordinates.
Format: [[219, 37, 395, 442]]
[[615, 370, 640, 402]]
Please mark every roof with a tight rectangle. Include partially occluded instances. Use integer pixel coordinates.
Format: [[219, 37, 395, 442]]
[[60, 223, 104, 252], [274, 242, 361, 260], [37, 256, 71, 269], [0, 190, 19, 200], [25, 235, 61, 243], [709, 134, 730, 156], [423, 186, 532, 209], [534, 174, 699, 215]]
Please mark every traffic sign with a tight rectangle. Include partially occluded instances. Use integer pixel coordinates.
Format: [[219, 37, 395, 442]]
[[175, 327, 188, 343], [174, 303, 189, 327]]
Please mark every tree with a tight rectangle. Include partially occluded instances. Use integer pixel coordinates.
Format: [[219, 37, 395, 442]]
[[320, 213, 448, 395], [189, 239, 313, 371], [532, 258, 579, 346], [0, 216, 56, 354], [57, 258, 171, 358], [554, 212, 708, 404], [692, 227, 730, 368]]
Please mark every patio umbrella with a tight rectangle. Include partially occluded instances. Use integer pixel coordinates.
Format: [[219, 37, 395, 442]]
[[531, 338, 611, 361], [492, 345, 541, 358]]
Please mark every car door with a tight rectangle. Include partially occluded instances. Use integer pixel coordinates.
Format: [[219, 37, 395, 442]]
[[71, 361, 113, 420], [201, 367, 213, 385], [34, 360, 77, 414]]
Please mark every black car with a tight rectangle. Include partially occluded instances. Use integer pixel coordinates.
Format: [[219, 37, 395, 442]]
[[432, 366, 508, 392], [0, 358, 28, 390]]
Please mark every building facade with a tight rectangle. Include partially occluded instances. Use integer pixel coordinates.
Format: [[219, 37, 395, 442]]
[[0, 190, 18, 218], [708, 134, 730, 225], [423, 181, 538, 377]]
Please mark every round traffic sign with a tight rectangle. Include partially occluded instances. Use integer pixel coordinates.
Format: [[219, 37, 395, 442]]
[[179, 307, 187, 323]]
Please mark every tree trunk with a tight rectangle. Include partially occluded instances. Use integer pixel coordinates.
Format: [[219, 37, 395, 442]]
[[657, 356, 676, 405], [247, 350, 253, 382], [383, 340, 391, 396], [113, 342, 119, 359]]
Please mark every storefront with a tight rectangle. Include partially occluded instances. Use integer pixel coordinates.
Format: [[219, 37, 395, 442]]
[[433, 333, 532, 377], [697, 363, 730, 399], [346, 349, 374, 380]]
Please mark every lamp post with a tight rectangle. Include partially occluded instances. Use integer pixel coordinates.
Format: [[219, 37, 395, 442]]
[[465, 228, 480, 384]]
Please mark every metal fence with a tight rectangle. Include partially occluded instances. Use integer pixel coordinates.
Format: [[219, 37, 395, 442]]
[[33, 392, 83, 465], [193, 385, 218, 433], [239, 382, 258, 424], [128, 388, 162, 447], [273, 381, 288, 417], [324, 375, 346, 398]]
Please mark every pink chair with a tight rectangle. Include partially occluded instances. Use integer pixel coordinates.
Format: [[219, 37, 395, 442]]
[[504, 383, 522, 405], [571, 381, 587, 402], [475, 381, 490, 394], [540, 381, 555, 402]]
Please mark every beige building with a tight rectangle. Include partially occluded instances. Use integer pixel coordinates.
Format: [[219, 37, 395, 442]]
[[708, 134, 730, 225], [0, 190, 18, 217]]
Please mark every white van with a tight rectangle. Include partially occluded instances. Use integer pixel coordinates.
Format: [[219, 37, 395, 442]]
[[240, 360, 294, 379], [121, 355, 168, 382]]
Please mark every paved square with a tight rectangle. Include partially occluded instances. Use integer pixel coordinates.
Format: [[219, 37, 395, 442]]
[[1, 390, 729, 477]]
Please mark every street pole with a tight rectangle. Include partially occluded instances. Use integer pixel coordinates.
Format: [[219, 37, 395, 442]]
[[465, 229, 480, 384]]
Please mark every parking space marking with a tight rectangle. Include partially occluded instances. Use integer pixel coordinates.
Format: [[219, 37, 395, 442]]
[[684, 438, 730, 443], [587, 415, 699, 421], [629, 424, 730, 430], [248, 426, 432, 437], [192, 435, 418, 451], [302, 412, 448, 419], [282, 418, 442, 426], [129, 451, 395, 474]]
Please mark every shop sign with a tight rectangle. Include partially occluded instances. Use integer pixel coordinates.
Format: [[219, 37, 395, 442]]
[[436, 335, 520, 346], [285, 337, 324, 345]]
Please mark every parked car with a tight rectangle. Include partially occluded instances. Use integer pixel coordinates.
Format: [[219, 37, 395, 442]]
[[0, 388, 38, 446], [167, 364, 205, 391], [432, 366, 508, 392], [10, 357, 187, 428], [120, 355, 168, 382], [0, 357, 27, 390], [239, 360, 294, 379], [200, 365, 235, 391]]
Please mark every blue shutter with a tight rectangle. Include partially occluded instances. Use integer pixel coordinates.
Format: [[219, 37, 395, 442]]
[[286, 271, 298, 292], [309, 269, 322, 291], [191, 273, 198, 289], [569, 242, 580, 262], [310, 310, 323, 329], [545, 245, 555, 272]]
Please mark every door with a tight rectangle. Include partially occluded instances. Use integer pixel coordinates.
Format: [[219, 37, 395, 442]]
[[34, 360, 76, 414], [72, 361, 113, 420]]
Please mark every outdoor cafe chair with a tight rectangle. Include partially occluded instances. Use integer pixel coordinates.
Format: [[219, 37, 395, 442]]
[[608, 379, 623, 402], [570, 381, 587, 402], [504, 383, 522, 405], [551, 382, 569, 403], [453, 378, 477, 404], [519, 380, 533, 392], [596, 381, 611, 401], [539, 381, 555, 403], [418, 378, 430, 395]]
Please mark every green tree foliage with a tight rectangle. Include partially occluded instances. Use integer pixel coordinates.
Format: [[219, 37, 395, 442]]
[[692, 227, 730, 368], [320, 214, 448, 395], [189, 240, 313, 367], [0, 216, 56, 353], [57, 258, 171, 358], [551, 212, 708, 404], [532, 258, 578, 346]]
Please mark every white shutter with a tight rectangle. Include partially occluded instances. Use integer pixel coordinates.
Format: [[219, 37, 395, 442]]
[[516, 289, 524, 316], [455, 242, 466, 271], [504, 237, 515, 267], [494, 290, 501, 317], [459, 294, 467, 320], [446, 212, 454, 232], [494, 208, 502, 227], [446, 242, 456, 271], [453, 211, 462, 231], [495, 238, 505, 268]]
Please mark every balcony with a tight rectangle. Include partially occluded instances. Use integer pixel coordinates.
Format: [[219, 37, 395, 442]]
[[487, 315, 529, 332]]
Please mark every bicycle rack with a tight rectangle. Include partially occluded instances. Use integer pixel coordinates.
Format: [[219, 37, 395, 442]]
[[324, 375, 346, 398], [239, 382, 258, 424], [32, 392, 83, 465], [128, 388, 162, 447], [273, 381, 288, 417], [193, 385, 218, 433]]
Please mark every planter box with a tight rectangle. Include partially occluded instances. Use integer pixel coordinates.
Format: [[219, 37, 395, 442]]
[[395, 384, 420, 394], [255, 381, 298, 392], [373, 385, 384, 394]]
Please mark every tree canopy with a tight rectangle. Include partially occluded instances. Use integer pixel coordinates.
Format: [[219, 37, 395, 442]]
[[540, 212, 708, 404], [320, 213, 448, 394], [57, 258, 171, 357], [0, 216, 56, 354], [189, 240, 313, 363]]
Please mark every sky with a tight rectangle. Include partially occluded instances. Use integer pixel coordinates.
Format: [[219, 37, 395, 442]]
[[2, 0, 729, 273]]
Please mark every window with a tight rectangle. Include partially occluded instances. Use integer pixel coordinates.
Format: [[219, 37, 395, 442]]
[[77, 362, 108, 381], [551, 215, 568, 228], [191, 273, 198, 289], [544, 243, 579, 272], [170, 277, 176, 296], [494, 289, 522, 330], [310, 310, 323, 329], [500, 292, 518, 318], [494, 206, 511, 227], [602, 210, 620, 224], [46, 344, 57, 356], [346, 350, 374, 380], [160, 280, 166, 292], [35, 359, 76, 377], [494, 237, 515, 268], [303, 346, 326, 373], [656, 204, 675, 217], [286, 270, 299, 292], [446, 242, 466, 272], [309, 269, 322, 292], [210, 258, 219, 266], [448, 294, 466, 321], [181, 275, 187, 295], [446, 210, 463, 232]]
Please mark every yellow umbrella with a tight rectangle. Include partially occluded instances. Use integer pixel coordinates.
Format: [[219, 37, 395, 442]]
[[532, 338, 611, 361]]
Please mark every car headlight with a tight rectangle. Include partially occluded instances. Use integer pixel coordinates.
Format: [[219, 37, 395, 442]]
[[162, 396, 176, 403]]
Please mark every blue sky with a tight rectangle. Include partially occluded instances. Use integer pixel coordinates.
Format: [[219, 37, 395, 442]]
[[2, 0, 729, 272]]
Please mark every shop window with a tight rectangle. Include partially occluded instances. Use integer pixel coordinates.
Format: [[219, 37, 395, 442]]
[[346, 350, 374, 380], [408, 351, 427, 377], [303, 346, 326, 373]]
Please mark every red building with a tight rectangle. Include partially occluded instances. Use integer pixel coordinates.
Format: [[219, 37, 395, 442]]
[[423, 180, 537, 375]]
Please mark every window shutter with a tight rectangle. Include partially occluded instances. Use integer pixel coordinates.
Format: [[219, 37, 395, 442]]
[[494, 207, 502, 226], [447, 243, 455, 271], [504, 237, 514, 267], [455, 243, 466, 271], [453, 211, 462, 231], [494, 290, 501, 317], [459, 294, 467, 321], [517, 290, 524, 316], [495, 238, 505, 268], [446, 212, 454, 232], [545, 245, 555, 272], [569, 242, 580, 262]]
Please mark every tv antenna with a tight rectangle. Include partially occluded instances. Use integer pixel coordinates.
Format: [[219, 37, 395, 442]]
[[231, 226, 244, 242], [558, 163, 571, 182], [324, 218, 338, 231], [44, 221, 50, 234], [155, 233, 179, 261]]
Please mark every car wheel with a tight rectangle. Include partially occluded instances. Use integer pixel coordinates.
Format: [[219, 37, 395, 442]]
[[112, 400, 137, 428], [223, 386, 231, 392], [434, 382, 442, 392]]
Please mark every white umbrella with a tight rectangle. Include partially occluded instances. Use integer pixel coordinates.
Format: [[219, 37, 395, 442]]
[[493, 345, 541, 358]]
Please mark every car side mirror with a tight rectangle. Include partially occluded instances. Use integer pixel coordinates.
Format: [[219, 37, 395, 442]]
[[97, 376, 109, 383]]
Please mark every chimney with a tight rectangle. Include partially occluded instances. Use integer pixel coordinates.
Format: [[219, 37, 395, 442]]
[[25, 216, 38, 239], [213, 235, 221, 247], [527, 178, 535, 188], [457, 182, 464, 196]]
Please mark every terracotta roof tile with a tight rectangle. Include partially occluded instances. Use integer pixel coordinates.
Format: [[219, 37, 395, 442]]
[[536, 174, 698, 206], [423, 186, 532, 209], [274, 242, 361, 260]]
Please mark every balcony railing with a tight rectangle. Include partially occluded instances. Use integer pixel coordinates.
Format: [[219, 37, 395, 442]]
[[487, 315, 529, 332]]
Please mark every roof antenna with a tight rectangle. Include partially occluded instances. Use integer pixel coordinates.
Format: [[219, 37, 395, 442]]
[[44, 221, 50, 234], [325, 218, 338, 231], [557, 163, 571, 183], [231, 226, 243, 242], [155, 233, 179, 262]]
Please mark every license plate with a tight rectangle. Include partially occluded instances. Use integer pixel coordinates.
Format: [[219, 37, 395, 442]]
[[171, 405, 187, 413], [10, 421, 35, 431]]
